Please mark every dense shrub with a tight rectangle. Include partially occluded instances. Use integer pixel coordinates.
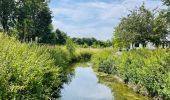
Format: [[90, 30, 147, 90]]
[[0, 33, 71, 99], [98, 57, 115, 74], [92, 48, 170, 99]]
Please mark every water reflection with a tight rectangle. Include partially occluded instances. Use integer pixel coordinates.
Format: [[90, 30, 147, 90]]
[[59, 65, 113, 100]]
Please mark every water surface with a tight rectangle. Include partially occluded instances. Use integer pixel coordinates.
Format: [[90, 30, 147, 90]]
[[60, 65, 113, 100], [58, 63, 152, 100]]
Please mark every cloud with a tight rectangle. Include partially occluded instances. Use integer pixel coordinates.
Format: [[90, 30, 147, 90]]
[[49, 0, 165, 40]]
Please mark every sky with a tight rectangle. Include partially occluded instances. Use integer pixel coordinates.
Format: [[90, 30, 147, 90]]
[[49, 0, 165, 40]]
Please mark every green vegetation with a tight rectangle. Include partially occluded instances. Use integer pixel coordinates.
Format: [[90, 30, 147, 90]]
[[0, 33, 95, 99], [162, 0, 170, 6], [0, 0, 170, 99], [112, 4, 169, 49], [72, 37, 112, 48], [0, 0, 54, 43], [92, 48, 170, 99], [0, 33, 62, 99], [92, 1, 170, 100]]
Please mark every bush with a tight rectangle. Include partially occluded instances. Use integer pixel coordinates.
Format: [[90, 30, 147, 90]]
[[92, 48, 170, 99], [0, 33, 71, 99], [98, 57, 115, 74]]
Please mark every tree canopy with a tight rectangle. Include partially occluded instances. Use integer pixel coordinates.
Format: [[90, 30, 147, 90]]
[[0, 0, 54, 43], [162, 0, 170, 6], [72, 37, 112, 48], [112, 4, 169, 49]]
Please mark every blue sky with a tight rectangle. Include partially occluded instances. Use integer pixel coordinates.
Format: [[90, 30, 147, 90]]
[[49, 0, 165, 40]]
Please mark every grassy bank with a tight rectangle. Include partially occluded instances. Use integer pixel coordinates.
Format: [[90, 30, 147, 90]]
[[92, 48, 170, 100], [0, 33, 95, 99]]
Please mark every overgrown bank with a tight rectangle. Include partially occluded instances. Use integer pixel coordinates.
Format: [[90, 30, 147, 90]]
[[0, 33, 94, 99], [92, 48, 170, 100]]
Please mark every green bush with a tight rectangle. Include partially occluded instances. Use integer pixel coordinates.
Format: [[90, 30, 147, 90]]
[[92, 48, 170, 99], [98, 57, 115, 74], [0, 33, 71, 99]]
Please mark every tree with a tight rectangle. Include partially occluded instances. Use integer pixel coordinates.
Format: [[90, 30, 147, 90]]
[[55, 29, 68, 45], [0, 0, 16, 35], [15, 0, 53, 43], [35, 4, 53, 43], [162, 0, 170, 26], [151, 12, 169, 47], [162, 0, 170, 6], [71, 37, 111, 48], [113, 4, 168, 49], [113, 4, 154, 48]]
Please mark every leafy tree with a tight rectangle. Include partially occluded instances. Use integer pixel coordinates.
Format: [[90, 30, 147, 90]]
[[0, 0, 16, 35], [55, 29, 68, 45], [113, 4, 168, 48], [162, 0, 170, 27], [162, 0, 170, 6], [151, 12, 169, 47], [72, 37, 111, 48], [35, 4, 54, 43], [15, 0, 53, 43]]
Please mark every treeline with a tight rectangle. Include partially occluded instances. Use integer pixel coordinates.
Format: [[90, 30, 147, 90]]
[[72, 37, 112, 48], [0, 0, 58, 43], [49, 29, 112, 47], [0, 1, 111, 47], [113, 1, 170, 49]]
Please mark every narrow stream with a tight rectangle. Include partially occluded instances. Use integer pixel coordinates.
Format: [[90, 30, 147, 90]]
[[58, 63, 151, 100]]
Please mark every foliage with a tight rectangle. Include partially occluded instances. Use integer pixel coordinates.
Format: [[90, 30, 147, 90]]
[[0, 0, 54, 43], [113, 4, 169, 49], [0, 0, 15, 35], [98, 57, 115, 74], [74, 49, 94, 62], [162, 0, 170, 6], [0, 33, 72, 99], [161, 0, 170, 26], [92, 48, 115, 68], [15, 0, 53, 43], [72, 37, 112, 48], [55, 29, 68, 45], [92, 48, 170, 99], [66, 38, 76, 58]]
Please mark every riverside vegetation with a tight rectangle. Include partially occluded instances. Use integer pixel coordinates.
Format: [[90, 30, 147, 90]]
[[92, 48, 170, 99], [0, 33, 94, 99], [0, 0, 170, 99]]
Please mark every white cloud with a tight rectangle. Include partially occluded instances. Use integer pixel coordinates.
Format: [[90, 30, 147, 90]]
[[49, 0, 165, 40]]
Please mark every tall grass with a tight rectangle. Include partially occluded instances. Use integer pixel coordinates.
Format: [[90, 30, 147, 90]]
[[92, 48, 170, 99]]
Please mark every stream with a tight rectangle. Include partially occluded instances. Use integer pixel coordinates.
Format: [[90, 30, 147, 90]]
[[58, 63, 151, 100]]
